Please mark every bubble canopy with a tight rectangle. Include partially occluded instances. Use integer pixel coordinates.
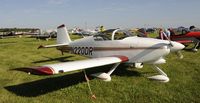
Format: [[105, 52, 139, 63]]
[[93, 29, 136, 41]]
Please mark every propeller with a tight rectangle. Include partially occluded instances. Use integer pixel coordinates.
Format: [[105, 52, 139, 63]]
[[161, 29, 173, 46], [161, 29, 184, 59]]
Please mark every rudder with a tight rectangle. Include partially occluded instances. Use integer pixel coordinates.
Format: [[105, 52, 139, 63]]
[[57, 24, 71, 44]]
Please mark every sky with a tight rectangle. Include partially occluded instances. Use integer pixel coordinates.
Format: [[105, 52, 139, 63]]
[[0, 0, 200, 30]]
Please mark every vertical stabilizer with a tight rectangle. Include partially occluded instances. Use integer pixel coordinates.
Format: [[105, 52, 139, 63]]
[[57, 24, 71, 44]]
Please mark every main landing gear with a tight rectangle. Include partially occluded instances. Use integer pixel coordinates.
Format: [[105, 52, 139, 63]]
[[91, 63, 120, 81], [91, 63, 169, 83], [148, 65, 169, 82], [192, 42, 199, 52]]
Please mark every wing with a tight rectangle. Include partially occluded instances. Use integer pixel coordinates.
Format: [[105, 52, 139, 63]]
[[29, 56, 129, 75], [174, 40, 193, 44], [172, 37, 200, 44]]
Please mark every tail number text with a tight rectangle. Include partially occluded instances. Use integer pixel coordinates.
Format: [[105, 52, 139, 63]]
[[73, 47, 93, 55]]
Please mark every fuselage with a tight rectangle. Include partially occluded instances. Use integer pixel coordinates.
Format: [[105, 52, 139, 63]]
[[56, 36, 184, 63], [171, 31, 200, 40]]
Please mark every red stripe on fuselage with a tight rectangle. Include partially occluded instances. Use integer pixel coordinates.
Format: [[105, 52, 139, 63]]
[[93, 47, 164, 51], [58, 46, 165, 52]]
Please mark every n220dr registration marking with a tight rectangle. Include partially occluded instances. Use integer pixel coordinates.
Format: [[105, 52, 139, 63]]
[[73, 47, 93, 55]]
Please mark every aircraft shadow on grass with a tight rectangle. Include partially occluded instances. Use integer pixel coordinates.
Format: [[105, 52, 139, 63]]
[[5, 61, 141, 97], [0, 42, 17, 46]]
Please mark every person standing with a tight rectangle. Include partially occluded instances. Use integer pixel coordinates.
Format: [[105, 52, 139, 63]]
[[159, 28, 170, 40]]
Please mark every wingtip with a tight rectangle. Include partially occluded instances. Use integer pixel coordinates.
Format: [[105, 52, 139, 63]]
[[113, 55, 129, 62], [13, 67, 54, 75], [29, 66, 54, 75]]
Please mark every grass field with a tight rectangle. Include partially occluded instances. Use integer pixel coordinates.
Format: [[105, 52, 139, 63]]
[[0, 36, 200, 103]]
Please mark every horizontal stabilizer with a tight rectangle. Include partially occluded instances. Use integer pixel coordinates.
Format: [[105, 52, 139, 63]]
[[38, 43, 69, 49], [37, 24, 71, 49]]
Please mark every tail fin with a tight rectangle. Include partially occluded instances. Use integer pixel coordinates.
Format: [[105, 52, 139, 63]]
[[57, 24, 71, 44]]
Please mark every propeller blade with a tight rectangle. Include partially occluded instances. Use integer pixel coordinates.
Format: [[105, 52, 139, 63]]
[[161, 29, 184, 59], [164, 33, 173, 47]]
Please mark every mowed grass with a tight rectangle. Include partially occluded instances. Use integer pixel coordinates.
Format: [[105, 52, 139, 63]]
[[0, 36, 200, 103]]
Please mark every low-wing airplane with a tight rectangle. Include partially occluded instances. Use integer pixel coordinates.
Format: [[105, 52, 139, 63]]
[[33, 24, 184, 83], [0, 32, 18, 39], [72, 27, 98, 36], [31, 31, 57, 41]]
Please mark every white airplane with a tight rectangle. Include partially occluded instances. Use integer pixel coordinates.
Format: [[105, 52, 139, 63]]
[[72, 27, 98, 36], [34, 24, 184, 83]]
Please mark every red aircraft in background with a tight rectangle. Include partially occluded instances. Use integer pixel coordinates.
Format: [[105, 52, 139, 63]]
[[158, 27, 200, 51]]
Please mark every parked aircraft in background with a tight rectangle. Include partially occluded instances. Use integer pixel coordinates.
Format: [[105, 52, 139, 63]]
[[158, 27, 200, 51], [71, 27, 98, 36], [0, 31, 22, 39], [70, 26, 105, 36], [31, 31, 57, 41]]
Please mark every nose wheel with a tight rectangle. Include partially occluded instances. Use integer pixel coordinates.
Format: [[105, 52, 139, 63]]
[[147, 65, 169, 83]]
